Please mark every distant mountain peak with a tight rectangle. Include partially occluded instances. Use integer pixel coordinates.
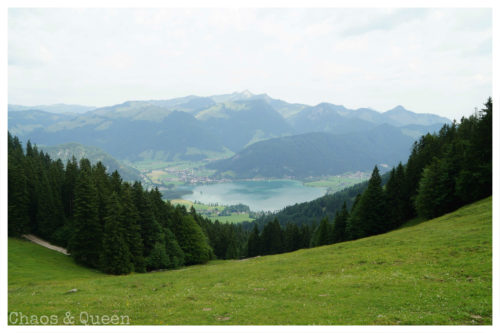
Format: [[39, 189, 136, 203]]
[[386, 105, 410, 113], [240, 90, 254, 98]]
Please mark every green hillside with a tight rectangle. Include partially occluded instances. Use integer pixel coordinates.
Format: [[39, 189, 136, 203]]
[[8, 197, 491, 325], [208, 125, 414, 179], [41, 142, 142, 182]]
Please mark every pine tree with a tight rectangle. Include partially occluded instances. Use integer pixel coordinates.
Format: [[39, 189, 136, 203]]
[[172, 215, 212, 265], [261, 218, 283, 255], [331, 202, 349, 243], [313, 217, 332, 246], [414, 159, 443, 219], [247, 224, 261, 257], [164, 227, 185, 268], [92, 161, 112, 230], [283, 223, 301, 252], [109, 170, 122, 194], [385, 164, 406, 229], [121, 184, 146, 272], [69, 167, 102, 268], [347, 166, 388, 239], [132, 182, 163, 258], [100, 192, 132, 275], [62, 157, 78, 218], [7, 133, 30, 236]]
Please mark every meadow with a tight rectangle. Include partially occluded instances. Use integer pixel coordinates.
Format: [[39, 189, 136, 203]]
[[8, 197, 491, 325], [171, 199, 254, 224], [303, 173, 369, 194]]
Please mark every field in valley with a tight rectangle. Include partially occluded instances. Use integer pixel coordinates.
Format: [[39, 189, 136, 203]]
[[170, 199, 254, 224]]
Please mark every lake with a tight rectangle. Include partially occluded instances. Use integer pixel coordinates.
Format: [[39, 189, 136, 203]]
[[181, 180, 327, 212]]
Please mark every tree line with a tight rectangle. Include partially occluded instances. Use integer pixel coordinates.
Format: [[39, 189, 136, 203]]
[[8, 97, 492, 270], [244, 97, 492, 255], [8, 135, 247, 274]]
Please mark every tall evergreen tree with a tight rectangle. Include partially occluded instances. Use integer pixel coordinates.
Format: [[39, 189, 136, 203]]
[[62, 156, 79, 218], [331, 202, 349, 243], [100, 192, 132, 275], [312, 217, 332, 246], [132, 182, 163, 258], [69, 166, 102, 268], [172, 215, 212, 265], [261, 218, 283, 255], [247, 224, 261, 257], [7, 134, 30, 236], [163, 227, 185, 268], [347, 166, 388, 239], [385, 164, 406, 229], [121, 184, 146, 272]]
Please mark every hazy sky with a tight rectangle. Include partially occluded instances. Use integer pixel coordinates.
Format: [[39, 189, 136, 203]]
[[8, 8, 491, 120]]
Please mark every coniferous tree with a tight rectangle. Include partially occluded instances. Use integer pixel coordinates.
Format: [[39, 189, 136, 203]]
[[385, 164, 406, 229], [283, 223, 302, 252], [347, 166, 388, 239], [100, 192, 132, 275], [172, 215, 212, 265], [62, 156, 78, 218], [163, 227, 185, 268], [247, 224, 261, 257], [92, 161, 112, 230], [145, 241, 170, 271], [35, 167, 57, 240], [261, 218, 283, 255], [69, 164, 102, 268], [331, 202, 349, 243], [121, 184, 146, 272], [312, 217, 332, 246], [7, 134, 30, 236], [132, 182, 163, 258], [456, 97, 492, 202], [110, 170, 123, 195]]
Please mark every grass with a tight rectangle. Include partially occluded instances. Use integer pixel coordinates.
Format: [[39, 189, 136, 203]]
[[213, 213, 254, 224], [8, 197, 492, 325], [128, 160, 172, 172], [170, 199, 254, 224], [303, 173, 369, 193]]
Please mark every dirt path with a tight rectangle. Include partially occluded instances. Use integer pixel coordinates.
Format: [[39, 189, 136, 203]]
[[22, 234, 69, 255]]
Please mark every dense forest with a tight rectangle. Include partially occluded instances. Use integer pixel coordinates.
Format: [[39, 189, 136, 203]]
[[7, 139, 248, 274], [8, 97, 491, 274]]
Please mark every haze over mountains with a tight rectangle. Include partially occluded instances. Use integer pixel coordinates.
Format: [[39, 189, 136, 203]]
[[8, 91, 450, 178], [208, 125, 415, 179], [42, 143, 142, 182], [9, 103, 96, 114]]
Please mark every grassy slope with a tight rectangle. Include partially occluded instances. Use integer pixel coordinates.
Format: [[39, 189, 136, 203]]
[[8, 197, 492, 325], [171, 199, 254, 224]]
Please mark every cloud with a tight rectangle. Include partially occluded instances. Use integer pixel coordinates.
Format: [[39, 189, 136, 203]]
[[8, 8, 492, 121], [340, 8, 429, 37]]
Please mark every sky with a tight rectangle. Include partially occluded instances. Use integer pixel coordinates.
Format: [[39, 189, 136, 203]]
[[8, 8, 492, 120]]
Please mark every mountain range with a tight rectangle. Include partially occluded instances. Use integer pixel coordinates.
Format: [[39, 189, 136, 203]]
[[208, 124, 415, 179], [9, 103, 96, 114], [8, 91, 450, 177]]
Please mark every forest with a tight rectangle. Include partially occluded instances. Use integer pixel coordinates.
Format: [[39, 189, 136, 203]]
[[7, 97, 492, 274]]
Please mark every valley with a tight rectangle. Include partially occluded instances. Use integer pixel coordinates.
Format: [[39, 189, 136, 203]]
[[7, 7, 493, 328], [8, 91, 450, 224], [130, 157, 370, 221]]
